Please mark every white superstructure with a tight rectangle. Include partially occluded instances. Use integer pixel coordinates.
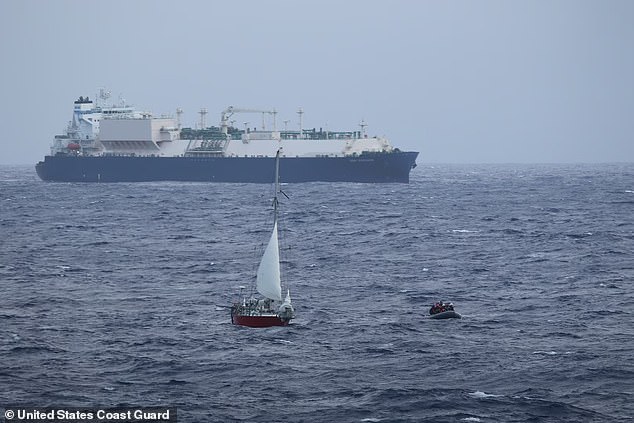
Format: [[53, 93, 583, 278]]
[[52, 93, 397, 158], [51, 89, 147, 155]]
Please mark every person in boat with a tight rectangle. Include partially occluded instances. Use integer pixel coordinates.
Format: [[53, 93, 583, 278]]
[[431, 301, 456, 315], [263, 298, 273, 311]]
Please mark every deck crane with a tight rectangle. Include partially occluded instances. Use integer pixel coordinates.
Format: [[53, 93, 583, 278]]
[[220, 106, 277, 135]]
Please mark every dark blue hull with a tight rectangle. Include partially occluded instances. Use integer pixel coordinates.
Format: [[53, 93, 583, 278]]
[[429, 311, 462, 319], [35, 152, 418, 183]]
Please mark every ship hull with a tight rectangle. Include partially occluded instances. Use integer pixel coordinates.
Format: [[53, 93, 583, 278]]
[[35, 152, 418, 183], [231, 313, 290, 327], [429, 310, 462, 319]]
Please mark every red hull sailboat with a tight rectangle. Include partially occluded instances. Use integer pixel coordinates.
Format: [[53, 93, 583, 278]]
[[231, 305, 292, 327], [231, 150, 295, 327], [231, 315, 289, 327]]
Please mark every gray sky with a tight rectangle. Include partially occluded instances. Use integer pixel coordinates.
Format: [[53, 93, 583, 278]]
[[1, 0, 632, 165]]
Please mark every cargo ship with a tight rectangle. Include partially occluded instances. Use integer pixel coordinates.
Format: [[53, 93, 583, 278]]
[[35, 90, 418, 183]]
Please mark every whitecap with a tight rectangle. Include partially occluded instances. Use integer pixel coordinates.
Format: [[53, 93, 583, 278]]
[[461, 418, 481, 422], [361, 419, 381, 422], [469, 391, 503, 398], [452, 229, 479, 233], [533, 350, 557, 355], [422, 268, 429, 272]]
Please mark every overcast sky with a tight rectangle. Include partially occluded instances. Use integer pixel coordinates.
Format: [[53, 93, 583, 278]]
[[1, 0, 632, 165]]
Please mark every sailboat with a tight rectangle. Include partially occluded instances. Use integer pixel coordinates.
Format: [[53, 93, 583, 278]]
[[231, 150, 295, 327]]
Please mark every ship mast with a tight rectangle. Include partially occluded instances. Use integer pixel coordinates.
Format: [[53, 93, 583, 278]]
[[297, 108, 304, 139], [199, 108, 208, 129]]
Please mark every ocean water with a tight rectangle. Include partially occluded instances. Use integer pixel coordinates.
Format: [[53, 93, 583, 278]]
[[1, 163, 633, 423]]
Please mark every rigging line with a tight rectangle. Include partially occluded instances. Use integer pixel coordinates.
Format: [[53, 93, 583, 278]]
[[250, 244, 260, 294]]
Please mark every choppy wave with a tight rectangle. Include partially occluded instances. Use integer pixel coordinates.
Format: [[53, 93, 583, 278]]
[[1, 163, 633, 422]]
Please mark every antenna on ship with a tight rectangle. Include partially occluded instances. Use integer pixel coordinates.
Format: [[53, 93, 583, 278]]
[[176, 108, 183, 130], [199, 108, 208, 129], [99, 88, 111, 100], [359, 119, 368, 138], [297, 108, 304, 139], [98, 88, 111, 106]]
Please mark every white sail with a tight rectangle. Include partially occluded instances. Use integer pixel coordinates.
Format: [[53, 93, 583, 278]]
[[256, 221, 282, 301]]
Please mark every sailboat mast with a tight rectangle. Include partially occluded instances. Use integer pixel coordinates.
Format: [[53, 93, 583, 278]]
[[273, 149, 280, 224]]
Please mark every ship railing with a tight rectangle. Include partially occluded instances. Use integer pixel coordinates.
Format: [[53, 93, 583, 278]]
[[279, 129, 362, 140], [241, 131, 280, 142], [233, 299, 276, 315]]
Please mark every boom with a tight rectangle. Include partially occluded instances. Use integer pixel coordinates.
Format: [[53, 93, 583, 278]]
[[221, 106, 277, 134]]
